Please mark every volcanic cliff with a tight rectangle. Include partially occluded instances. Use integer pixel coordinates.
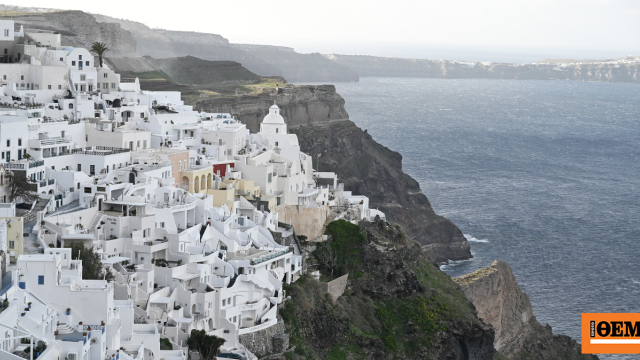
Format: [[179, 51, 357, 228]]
[[455, 261, 598, 360], [195, 85, 472, 263]]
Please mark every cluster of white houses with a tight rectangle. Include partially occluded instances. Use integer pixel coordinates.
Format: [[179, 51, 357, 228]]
[[0, 20, 384, 360]]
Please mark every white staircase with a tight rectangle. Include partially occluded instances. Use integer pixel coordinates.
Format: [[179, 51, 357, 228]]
[[56, 322, 74, 334]]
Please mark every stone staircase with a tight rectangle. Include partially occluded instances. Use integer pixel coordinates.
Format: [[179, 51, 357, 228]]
[[88, 212, 103, 234], [56, 322, 75, 334]]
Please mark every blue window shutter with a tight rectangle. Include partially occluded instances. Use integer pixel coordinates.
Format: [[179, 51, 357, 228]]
[[38, 276, 44, 285]]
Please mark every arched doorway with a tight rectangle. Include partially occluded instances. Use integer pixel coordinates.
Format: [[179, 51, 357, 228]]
[[194, 176, 199, 192], [207, 174, 212, 190], [182, 176, 189, 191], [208, 318, 213, 330], [129, 172, 135, 184], [200, 176, 205, 192]]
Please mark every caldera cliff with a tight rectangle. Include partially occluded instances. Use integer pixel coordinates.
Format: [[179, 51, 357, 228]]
[[195, 85, 472, 263], [455, 260, 598, 360]]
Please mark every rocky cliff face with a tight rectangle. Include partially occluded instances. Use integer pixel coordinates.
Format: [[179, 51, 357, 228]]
[[455, 261, 598, 360], [195, 86, 471, 263], [92, 14, 358, 82], [5, 11, 136, 56], [281, 219, 494, 359]]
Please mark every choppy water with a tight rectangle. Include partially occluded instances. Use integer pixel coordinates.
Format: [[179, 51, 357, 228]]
[[328, 78, 640, 359]]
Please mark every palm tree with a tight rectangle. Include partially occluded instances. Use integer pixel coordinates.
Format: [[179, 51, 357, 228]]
[[90, 42, 109, 68]]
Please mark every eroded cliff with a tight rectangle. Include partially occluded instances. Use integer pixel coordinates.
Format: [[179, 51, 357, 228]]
[[455, 261, 598, 360], [5, 10, 136, 56], [195, 85, 471, 263], [281, 219, 494, 359]]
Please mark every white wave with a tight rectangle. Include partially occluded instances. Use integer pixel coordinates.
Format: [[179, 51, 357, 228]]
[[439, 257, 474, 271], [464, 234, 490, 243]]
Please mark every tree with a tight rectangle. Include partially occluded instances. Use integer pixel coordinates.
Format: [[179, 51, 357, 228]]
[[314, 241, 339, 277], [90, 42, 109, 68], [314, 220, 366, 277], [187, 330, 225, 359], [66, 242, 114, 281], [5, 171, 38, 203]]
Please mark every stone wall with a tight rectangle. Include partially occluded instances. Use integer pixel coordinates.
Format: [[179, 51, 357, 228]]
[[238, 319, 285, 357], [276, 204, 330, 240], [321, 274, 348, 301]]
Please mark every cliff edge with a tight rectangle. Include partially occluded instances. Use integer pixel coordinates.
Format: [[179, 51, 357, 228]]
[[195, 85, 472, 263], [455, 261, 598, 360]]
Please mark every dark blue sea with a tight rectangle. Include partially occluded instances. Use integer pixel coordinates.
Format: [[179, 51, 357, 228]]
[[327, 78, 640, 359]]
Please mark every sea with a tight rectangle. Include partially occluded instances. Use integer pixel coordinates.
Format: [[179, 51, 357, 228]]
[[320, 77, 640, 359]]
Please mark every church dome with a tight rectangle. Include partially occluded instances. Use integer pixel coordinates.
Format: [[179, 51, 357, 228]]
[[262, 104, 285, 124]]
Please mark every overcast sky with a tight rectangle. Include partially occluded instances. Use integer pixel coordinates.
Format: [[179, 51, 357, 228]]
[[8, 0, 640, 62]]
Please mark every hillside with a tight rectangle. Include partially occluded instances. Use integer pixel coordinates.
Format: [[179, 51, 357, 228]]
[[280, 219, 494, 359], [144, 56, 262, 85]]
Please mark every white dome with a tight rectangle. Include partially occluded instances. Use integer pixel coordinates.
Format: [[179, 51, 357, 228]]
[[262, 104, 285, 124]]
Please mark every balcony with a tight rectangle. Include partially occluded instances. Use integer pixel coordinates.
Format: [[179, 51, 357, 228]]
[[43, 150, 71, 158], [250, 247, 293, 265], [5, 160, 44, 170], [29, 136, 72, 148], [72, 146, 130, 156]]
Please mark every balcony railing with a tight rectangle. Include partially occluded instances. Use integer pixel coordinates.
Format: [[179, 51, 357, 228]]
[[72, 146, 130, 156], [250, 247, 293, 265]]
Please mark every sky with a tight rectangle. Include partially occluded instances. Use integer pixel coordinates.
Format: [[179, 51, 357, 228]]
[[6, 0, 640, 62]]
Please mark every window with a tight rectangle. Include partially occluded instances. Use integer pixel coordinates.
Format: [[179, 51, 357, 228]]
[[69, 103, 73, 109], [80, 75, 86, 81], [58, 85, 62, 90], [103, 83, 108, 89], [79, 55, 82, 60], [8, 241, 14, 249], [140, 113, 144, 118], [59, 57, 63, 62], [2, 75, 5, 80], [3, 29, 8, 37], [222, 299, 225, 306], [84, 187, 92, 194], [72, 61, 76, 66], [1, 152, 3, 159], [137, 141, 140, 148], [85, 61, 89, 66], [48, 85, 51, 89], [20, 75, 24, 80], [90, 165, 95, 175], [143, 140, 147, 149], [38, 276, 44, 285], [160, 222, 165, 228], [5, 140, 9, 147], [77, 164, 81, 171], [276, 128, 279, 133], [275, 142, 278, 147], [129, 141, 133, 150], [103, 73, 108, 78], [17, 138, 21, 146], [111, 83, 115, 88]]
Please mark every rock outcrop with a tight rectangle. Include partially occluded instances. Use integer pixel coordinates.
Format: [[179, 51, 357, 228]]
[[455, 261, 598, 360], [195, 85, 472, 263], [281, 219, 494, 359]]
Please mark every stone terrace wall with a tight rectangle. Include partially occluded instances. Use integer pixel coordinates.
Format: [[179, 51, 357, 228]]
[[239, 319, 285, 357], [321, 274, 349, 301]]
